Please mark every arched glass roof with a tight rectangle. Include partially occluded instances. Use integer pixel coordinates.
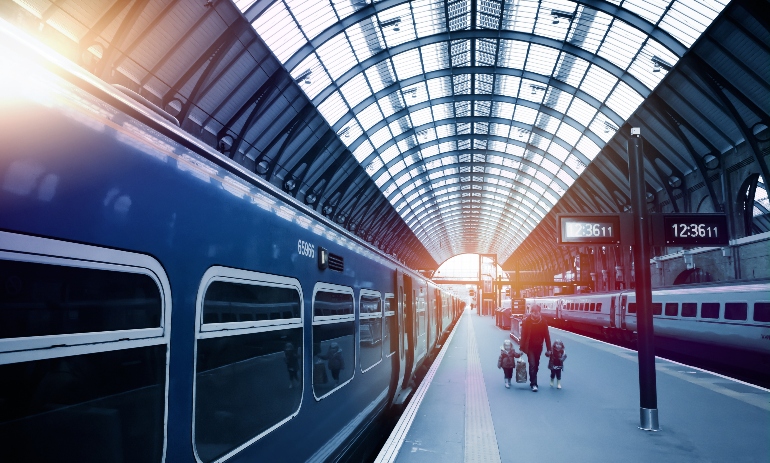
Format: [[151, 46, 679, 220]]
[[242, 0, 729, 263]]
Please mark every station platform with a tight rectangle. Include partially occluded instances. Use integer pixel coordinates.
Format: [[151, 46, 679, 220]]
[[376, 310, 770, 463]]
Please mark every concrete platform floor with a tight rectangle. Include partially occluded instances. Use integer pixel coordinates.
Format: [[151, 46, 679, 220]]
[[380, 310, 770, 463]]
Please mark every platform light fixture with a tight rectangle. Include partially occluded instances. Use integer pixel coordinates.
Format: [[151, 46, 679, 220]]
[[379, 17, 401, 31], [604, 121, 618, 134], [703, 154, 720, 170], [305, 192, 317, 205], [551, 9, 575, 24], [339, 127, 350, 138], [668, 176, 682, 188], [217, 134, 234, 154], [256, 160, 270, 175], [403, 87, 417, 99], [651, 55, 673, 73], [295, 69, 312, 85], [530, 84, 547, 94]]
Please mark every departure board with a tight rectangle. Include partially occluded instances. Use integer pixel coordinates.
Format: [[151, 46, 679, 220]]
[[557, 214, 622, 245], [662, 214, 729, 246]]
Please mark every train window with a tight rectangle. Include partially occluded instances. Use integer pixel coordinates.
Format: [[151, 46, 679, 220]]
[[0, 232, 171, 462], [384, 294, 397, 357], [596, 303, 602, 312], [681, 303, 697, 317], [314, 291, 354, 316], [701, 303, 720, 319], [360, 291, 383, 373], [0, 259, 162, 339], [754, 303, 770, 322], [652, 303, 662, 316], [202, 282, 299, 324], [590, 303, 596, 312], [312, 285, 355, 400], [628, 303, 637, 314], [665, 303, 679, 316], [0, 345, 167, 463], [194, 268, 303, 463], [724, 303, 747, 321]]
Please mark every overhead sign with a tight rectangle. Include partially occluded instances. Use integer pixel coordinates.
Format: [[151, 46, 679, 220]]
[[660, 213, 729, 246], [557, 214, 622, 245]]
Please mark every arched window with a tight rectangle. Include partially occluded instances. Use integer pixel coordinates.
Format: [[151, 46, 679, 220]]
[[738, 174, 770, 235], [674, 268, 713, 285], [753, 175, 770, 233]]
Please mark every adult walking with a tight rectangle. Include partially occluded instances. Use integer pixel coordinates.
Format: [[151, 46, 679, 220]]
[[519, 304, 551, 392]]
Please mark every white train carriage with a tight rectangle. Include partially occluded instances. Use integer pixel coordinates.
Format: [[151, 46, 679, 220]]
[[526, 281, 770, 355]]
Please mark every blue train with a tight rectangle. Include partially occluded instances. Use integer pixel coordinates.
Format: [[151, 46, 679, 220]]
[[0, 21, 461, 463]]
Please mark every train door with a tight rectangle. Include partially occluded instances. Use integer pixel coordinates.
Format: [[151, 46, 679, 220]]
[[429, 289, 438, 350], [401, 273, 415, 388], [609, 294, 617, 328], [384, 292, 400, 405], [414, 281, 427, 365], [620, 294, 628, 330]]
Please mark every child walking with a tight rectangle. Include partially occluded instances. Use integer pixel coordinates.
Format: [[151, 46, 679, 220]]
[[547, 340, 567, 389], [498, 339, 521, 388]]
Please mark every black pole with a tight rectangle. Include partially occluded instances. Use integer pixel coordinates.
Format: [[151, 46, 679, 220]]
[[627, 129, 659, 431]]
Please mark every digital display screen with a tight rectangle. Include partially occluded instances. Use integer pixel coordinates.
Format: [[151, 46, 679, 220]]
[[558, 215, 621, 245], [662, 214, 728, 246]]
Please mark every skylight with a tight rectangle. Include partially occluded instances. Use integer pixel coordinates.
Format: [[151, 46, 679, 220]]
[[247, 0, 730, 263]]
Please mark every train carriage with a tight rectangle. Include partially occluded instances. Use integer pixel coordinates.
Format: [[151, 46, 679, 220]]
[[525, 282, 770, 356], [0, 21, 460, 463]]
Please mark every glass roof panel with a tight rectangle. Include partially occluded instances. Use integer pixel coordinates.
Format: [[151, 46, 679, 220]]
[[622, 0, 668, 24], [606, 80, 645, 119], [392, 48, 424, 80], [285, 0, 338, 40], [252, 1, 306, 63], [571, 8, 612, 55], [252, 0, 728, 262], [338, 118, 363, 146], [660, 0, 729, 47], [629, 39, 680, 91], [357, 101, 384, 131], [525, 43, 561, 76], [598, 19, 647, 70], [364, 61, 396, 93], [580, 64, 618, 102], [291, 54, 331, 100], [340, 73, 371, 109], [316, 32, 358, 80], [502, 0, 538, 33], [370, 126, 393, 149], [353, 140, 374, 162], [414, 0, 447, 36], [346, 21, 383, 63]]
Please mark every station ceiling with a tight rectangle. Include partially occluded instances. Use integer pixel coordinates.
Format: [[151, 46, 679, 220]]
[[4, 0, 767, 271]]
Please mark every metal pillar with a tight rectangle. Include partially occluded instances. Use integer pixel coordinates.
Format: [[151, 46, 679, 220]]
[[628, 129, 659, 431]]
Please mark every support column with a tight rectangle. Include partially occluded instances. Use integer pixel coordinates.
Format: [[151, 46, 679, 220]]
[[628, 129, 659, 431]]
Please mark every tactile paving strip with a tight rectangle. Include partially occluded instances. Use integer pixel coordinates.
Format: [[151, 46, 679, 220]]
[[464, 315, 502, 463]]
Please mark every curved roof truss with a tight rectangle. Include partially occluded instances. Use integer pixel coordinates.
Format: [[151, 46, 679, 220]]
[[245, 0, 729, 263]]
